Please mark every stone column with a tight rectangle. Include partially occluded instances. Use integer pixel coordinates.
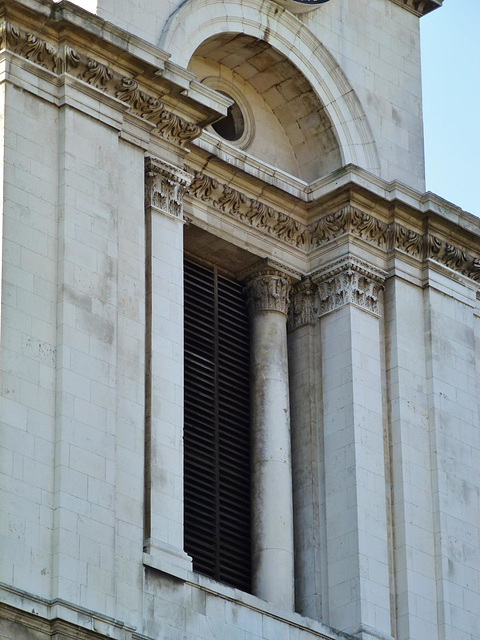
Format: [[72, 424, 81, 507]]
[[245, 262, 295, 610], [143, 156, 193, 574], [313, 257, 393, 640]]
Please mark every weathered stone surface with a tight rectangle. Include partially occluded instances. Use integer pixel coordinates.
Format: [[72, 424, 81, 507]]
[[0, 3, 478, 640]]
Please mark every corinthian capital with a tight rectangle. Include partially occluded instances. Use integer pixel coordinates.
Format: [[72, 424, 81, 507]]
[[312, 257, 386, 317], [288, 278, 317, 331], [243, 260, 299, 316], [145, 156, 191, 220]]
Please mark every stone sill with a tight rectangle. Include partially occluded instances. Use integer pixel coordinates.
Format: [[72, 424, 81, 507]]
[[143, 553, 355, 640]]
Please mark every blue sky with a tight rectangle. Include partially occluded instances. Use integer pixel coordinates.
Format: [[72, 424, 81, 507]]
[[420, 0, 480, 215]]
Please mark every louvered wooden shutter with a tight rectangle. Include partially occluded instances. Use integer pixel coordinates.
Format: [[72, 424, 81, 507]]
[[184, 258, 251, 592]]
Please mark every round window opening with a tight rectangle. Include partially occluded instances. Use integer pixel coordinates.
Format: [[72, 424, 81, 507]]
[[212, 95, 245, 142]]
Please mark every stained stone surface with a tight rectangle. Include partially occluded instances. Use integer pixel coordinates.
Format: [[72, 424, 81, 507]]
[[0, 2, 478, 640]]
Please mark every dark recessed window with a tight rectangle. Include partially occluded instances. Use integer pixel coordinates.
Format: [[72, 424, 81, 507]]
[[183, 257, 251, 592], [212, 97, 245, 142]]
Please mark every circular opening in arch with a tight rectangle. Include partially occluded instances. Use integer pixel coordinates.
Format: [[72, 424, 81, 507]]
[[212, 95, 245, 142]]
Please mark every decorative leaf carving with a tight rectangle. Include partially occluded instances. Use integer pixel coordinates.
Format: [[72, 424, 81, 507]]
[[65, 46, 81, 70], [155, 110, 201, 145], [189, 173, 219, 203], [217, 185, 247, 214], [79, 58, 114, 91], [351, 208, 390, 247], [115, 77, 164, 119], [5, 25, 59, 73], [310, 207, 349, 246], [394, 224, 423, 257]]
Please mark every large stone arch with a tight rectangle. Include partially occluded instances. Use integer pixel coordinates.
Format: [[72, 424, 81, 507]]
[[160, 0, 380, 175]]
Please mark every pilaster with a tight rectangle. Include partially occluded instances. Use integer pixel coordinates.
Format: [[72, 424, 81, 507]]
[[288, 279, 327, 621], [384, 276, 438, 640], [313, 256, 393, 640], [53, 101, 120, 614], [143, 155, 193, 572], [423, 269, 480, 640]]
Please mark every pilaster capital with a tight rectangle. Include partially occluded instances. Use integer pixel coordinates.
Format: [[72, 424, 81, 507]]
[[145, 156, 192, 220], [288, 278, 317, 331], [243, 259, 298, 316], [312, 257, 386, 318]]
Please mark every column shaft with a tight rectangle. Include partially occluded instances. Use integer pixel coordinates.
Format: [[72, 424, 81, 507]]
[[247, 269, 295, 609]]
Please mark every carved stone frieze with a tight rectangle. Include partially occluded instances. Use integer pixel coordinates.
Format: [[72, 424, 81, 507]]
[[65, 47, 200, 143], [65, 48, 201, 146], [310, 206, 391, 249], [425, 234, 480, 281], [288, 278, 317, 331], [0, 23, 200, 148], [313, 257, 387, 317], [3, 23, 59, 73], [188, 171, 308, 249], [145, 156, 192, 220], [187, 176, 480, 283]]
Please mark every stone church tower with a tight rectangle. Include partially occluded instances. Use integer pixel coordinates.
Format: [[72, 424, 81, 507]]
[[1, 1, 479, 639]]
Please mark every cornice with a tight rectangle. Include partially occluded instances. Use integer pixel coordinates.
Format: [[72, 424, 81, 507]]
[[186, 171, 480, 284], [389, 0, 443, 17], [0, 2, 228, 148]]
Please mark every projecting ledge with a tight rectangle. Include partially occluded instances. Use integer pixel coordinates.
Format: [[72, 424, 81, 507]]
[[141, 561, 356, 640], [389, 0, 443, 16]]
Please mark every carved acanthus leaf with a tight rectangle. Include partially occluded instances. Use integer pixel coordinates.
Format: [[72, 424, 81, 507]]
[[313, 258, 386, 317], [154, 111, 201, 146], [5, 24, 59, 73], [310, 207, 349, 246], [145, 156, 191, 220], [115, 77, 164, 119], [189, 173, 219, 203], [351, 208, 391, 247], [288, 278, 317, 330], [394, 223, 423, 257], [217, 185, 247, 214], [79, 58, 114, 91], [245, 273, 292, 316]]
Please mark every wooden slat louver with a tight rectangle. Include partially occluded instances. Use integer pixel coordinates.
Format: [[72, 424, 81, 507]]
[[183, 258, 251, 592]]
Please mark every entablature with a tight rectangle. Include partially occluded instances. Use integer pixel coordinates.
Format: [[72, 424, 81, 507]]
[[184, 160, 480, 286], [0, 0, 229, 148]]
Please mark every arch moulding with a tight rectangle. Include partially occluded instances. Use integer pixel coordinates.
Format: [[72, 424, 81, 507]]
[[160, 0, 380, 177]]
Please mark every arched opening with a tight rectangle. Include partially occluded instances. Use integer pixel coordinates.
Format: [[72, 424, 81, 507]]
[[189, 34, 342, 183]]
